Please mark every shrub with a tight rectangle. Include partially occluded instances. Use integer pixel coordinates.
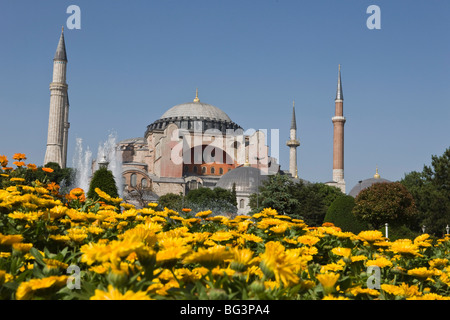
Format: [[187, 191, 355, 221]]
[[87, 167, 119, 200], [324, 195, 368, 233]]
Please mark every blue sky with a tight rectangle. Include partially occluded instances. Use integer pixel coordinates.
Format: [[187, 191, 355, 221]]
[[1, 0, 449, 194]]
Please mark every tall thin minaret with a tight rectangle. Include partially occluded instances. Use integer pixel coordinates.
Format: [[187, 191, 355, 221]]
[[332, 64, 346, 192], [44, 27, 69, 168], [286, 100, 300, 178]]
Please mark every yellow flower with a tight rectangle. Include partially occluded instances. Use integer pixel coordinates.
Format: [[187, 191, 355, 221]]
[[366, 257, 393, 268], [12, 243, 33, 253], [320, 261, 345, 273], [407, 293, 450, 300], [407, 267, 436, 279], [347, 286, 380, 297], [16, 275, 68, 300], [90, 285, 151, 300], [389, 239, 421, 257], [322, 295, 350, 300], [195, 210, 213, 218], [259, 241, 300, 286], [429, 258, 448, 269], [0, 233, 23, 245], [297, 235, 320, 246], [183, 245, 232, 269], [316, 272, 340, 294], [331, 247, 352, 258], [148, 202, 159, 208], [357, 230, 384, 243], [43, 258, 69, 270], [210, 231, 235, 242], [381, 283, 421, 298], [270, 223, 289, 234], [351, 255, 368, 263]]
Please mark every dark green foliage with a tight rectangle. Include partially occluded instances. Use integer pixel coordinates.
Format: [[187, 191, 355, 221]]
[[185, 187, 237, 215], [352, 182, 418, 230], [23, 162, 74, 188], [384, 224, 420, 241], [158, 188, 238, 215], [249, 174, 344, 226], [158, 193, 183, 212], [401, 147, 450, 236], [87, 167, 119, 200], [324, 195, 368, 233]]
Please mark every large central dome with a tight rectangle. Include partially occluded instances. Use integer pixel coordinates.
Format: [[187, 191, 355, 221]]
[[161, 101, 232, 122], [146, 91, 241, 136]]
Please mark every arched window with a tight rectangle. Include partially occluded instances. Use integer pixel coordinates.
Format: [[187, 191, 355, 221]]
[[189, 180, 198, 190], [211, 167, 215, 174], [141, 178, 148, 188], [219, 168, 224, 175], [202, 167, 207, 174], [239, 199, 245, 209], [130, 174, 137, 188], [193, 166, 198, 173]]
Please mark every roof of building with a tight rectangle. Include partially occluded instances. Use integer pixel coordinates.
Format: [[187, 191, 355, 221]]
[[215, 165, 269, 194], [160, 101, 232, 123], [348, 168, 391, 197], [146, 90, 241, 135]]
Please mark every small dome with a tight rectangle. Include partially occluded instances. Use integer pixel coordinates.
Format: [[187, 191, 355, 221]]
[[349, 177, 391, 197], [215, 166, 269, 194]]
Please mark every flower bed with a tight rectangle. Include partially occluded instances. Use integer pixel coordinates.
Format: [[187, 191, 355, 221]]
[[0, 154, 450, 300]]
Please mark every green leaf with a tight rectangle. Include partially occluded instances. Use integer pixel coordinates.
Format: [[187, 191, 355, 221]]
[[30, 247, 46, 267]]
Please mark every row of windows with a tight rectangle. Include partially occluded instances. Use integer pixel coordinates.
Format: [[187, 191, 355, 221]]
[[184, 166, 231, 175]]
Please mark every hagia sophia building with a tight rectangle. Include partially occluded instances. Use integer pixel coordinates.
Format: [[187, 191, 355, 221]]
[[44, 29, 388, 213]]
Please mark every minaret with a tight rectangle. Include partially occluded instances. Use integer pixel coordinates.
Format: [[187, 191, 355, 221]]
[[332, 65, 346, 192], [286, 100, 300, 177], [44, 27, 69, 168]]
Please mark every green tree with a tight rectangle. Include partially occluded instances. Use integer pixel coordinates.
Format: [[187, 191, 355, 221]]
[[352, 182, 418, 230], [87, 167, 119, 200], [249, 174, 299, 216], [324, 195, 368, 233], [158, 193, 183, 212], [249, 175, 343, 225], [186, 187, 237, 215], [401, 147, 450, 236]]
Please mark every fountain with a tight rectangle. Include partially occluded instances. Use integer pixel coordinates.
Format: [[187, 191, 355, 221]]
[[72, 137, 92, 194], [71, 132, 123, 197]]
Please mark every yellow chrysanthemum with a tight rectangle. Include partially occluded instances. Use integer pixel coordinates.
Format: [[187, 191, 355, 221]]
[[407, 267, 436, 279], [357, 230, 384, 243], [259, 241, 300, 286], [366, 256, 393, 268], [297, 235, 320, 246], [90, 285, 151, 300], [16, 275, 68, 300], [381, 283, 421, 298], [183, 245, 232, 269], [316, 272, 340, 294], [331, 247, 352, 258]]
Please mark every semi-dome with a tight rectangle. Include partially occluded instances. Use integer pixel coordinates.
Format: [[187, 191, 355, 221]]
[[215, 165, 269, 194], [348, 168, 391, 197], [146, 90, 241, 136]]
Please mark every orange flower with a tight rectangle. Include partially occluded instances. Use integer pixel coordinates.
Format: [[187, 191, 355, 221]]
[[68, 188, 86, 201], [182, 208, 192, 213], [12, 153, 26, 161], [0, 155, 8, 167], [42, 167, 54, 173], [46, 182, 60, 194], [27, 163, 37, 171], [13, 161, 25, 167]]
